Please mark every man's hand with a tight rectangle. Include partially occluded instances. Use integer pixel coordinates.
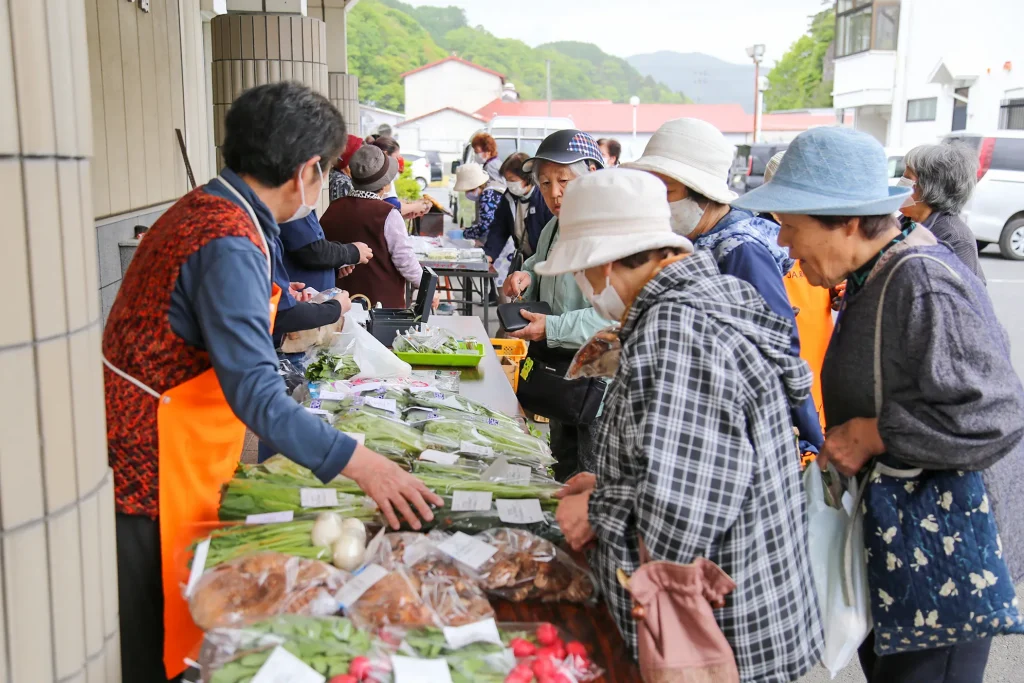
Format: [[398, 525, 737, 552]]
[[289, 282, 313, 303], [818, 417, 884, 477], [556, 491, 596, 551], [508, 310, 546, 341], [342, 445, 444, 529], [554, 472, 596, 499], [354, 242, 373, 264], [336, 290, 352, 316], [337, 265, 355, 278], [502, 271, 531, 298]]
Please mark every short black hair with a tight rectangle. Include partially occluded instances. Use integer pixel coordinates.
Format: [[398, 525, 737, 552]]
[[499, 152, 530, 180], [222, 82, 346, 187]]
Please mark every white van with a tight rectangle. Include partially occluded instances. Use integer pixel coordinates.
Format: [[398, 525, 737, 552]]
[[941, 131, 1024, 260]]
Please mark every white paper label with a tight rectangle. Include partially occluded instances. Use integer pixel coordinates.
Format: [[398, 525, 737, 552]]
[[461, 441, 494, 457], [246, 510, 294, 525], [437, 531, 498, 570], [318, 390, 350, 401], [364, 397, 398, 413], [451, 490, 492, 512], [351, 382, 384, 394], [419, 449, 460, 466], [300, 487, 339, 508], [251, 646, 326, 683], [185, 538, 211, 597], [443, 618, 503, 650], [496, 498, 545, 524], [390, 656, 453, 683], [335, 563, 388, 608], [305, 408, 330, 416], [480, 457, 531, 485], [342, 431, 366, 446]]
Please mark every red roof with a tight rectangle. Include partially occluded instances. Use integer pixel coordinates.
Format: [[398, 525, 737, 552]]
[[400, 56, 506, 82], [474, 99, 846, 135], [397, 107, 486, 127]]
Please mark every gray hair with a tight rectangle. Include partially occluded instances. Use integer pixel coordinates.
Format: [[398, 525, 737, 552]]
[[903, 143, 978, 214], [531, 159, 593, 186]]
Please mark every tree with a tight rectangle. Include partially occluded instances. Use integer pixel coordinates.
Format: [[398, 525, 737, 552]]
[[764, 4, 835, 111]]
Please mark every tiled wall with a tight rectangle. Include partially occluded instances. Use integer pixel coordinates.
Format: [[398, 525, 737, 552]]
[[97, 203, 174, 323], [0, 0, 120, 681]]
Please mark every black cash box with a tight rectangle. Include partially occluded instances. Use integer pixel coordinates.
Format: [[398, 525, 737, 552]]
[[366, 267, 438, 348]]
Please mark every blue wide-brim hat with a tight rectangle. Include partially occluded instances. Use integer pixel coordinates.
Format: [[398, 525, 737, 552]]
[[733, 127, 912, 216]]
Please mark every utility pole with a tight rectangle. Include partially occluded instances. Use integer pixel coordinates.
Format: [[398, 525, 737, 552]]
[[746, 44, 766, 143], [546, 60, 552, 117]]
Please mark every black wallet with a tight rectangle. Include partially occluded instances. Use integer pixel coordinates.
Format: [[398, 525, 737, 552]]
[[497, 301, 553, 332]]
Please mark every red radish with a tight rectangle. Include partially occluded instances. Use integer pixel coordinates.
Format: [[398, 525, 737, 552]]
[[329, 676, 357, 683], [538, 644, 566, 661], [532, 655, 557, 677], [536, 623, 559, 646], [566, 641, 589, 663], [504, 667, 534, 683], [348, 656, 371, 681], [510, 638, 537, 657]]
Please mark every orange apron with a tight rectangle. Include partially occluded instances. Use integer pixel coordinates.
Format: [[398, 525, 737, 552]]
[[104, 178, 281, 678], [783, 262, 834, 431]]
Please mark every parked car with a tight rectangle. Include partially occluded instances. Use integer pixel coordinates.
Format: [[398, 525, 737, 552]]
[[738, 142, 789, 193], [942, 131, 1024, 260], [400, 150, 432, 191], [885, 147, 907, 186], [425, 150, 443, 182]]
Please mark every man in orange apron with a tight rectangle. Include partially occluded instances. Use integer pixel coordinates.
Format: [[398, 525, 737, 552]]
[[103, 82, 442, 682]]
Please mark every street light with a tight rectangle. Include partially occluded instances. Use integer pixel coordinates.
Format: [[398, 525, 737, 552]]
[[746, 44, 766, 143], [630, 95, 640, 153]]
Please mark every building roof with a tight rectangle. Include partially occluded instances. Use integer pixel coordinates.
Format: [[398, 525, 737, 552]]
[[474, 99, 846, 135], [400, 56, 506, 82], [396, 106, 487, 127]]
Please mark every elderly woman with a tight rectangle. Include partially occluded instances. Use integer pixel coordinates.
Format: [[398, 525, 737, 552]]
[[626, 118, 824, 456], [899, 143, 985, 282], [502, 129, 606, 479], [472, 131, 504, 185], [735, 127, 1024, 683], [483, 152, 555, 266], [550, 169, 823, 682], [457, 163, 504, 244]]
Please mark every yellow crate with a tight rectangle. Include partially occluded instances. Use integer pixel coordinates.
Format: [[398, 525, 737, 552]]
[[491, 338, 528, 392]]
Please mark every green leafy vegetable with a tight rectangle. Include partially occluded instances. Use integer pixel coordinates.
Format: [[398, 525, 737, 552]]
[[218, 478, 379, 521], [333, 410, 427, 459], [422, 419, 554, 467], [305, 351, 360, 382]]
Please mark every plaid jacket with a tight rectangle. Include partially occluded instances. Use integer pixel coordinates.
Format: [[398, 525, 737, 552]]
[[588, 251, 823, 682]]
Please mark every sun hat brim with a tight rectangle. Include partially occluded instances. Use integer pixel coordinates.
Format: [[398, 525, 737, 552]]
[[534, 231, 694, 276], [352, 156, 399, 192], [732, 179, 913, 216], [453, 170, 489, 192], [623, 155, 739, 205]]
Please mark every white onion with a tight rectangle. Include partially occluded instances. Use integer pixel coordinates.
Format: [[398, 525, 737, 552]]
[[340, 517, 367, 544], [310, 512, 344, 547], [332, 534, 365, 571]]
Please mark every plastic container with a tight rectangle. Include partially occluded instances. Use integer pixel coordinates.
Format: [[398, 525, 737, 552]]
[[392, 341, 485, 368], [491, 338, 528, 391]]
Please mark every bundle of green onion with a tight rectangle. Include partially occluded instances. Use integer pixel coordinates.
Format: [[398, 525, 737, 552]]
[[218, 478, 378, 521], [198, 520, 333, 567]]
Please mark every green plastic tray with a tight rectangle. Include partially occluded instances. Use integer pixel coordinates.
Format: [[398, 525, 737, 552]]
[[393, 341, 485, 367]]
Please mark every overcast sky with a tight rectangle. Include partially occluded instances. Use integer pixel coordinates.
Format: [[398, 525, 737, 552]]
[[402, 0, 830, 66]]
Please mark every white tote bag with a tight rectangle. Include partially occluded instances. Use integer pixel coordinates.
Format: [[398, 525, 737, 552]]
[[804, 464, 872, 678]]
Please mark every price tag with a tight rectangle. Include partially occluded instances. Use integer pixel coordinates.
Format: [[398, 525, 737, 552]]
[[300, 487, 339, 508], [437, 531, 498, 570], [390, 656, 453, 683], [318, 390, 349, 401], [480, 457, 531, 485], [364, 397, 398, 413], [305, 407, 330, 416], [451, 490, 492, 512], [246, 511, 294, 525], [342, 431, 366, 446], [419, 449, 460, 466], [335, 563, 388, 608], [443, 618, 502, 650], [251, 646, 325, 683], [185, 538, 211, 597], [496, 499, 545, 524], [461, 441, 494, 457]]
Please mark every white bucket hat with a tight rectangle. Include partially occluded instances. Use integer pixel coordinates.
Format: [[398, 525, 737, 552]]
[[453, 163, 488, 192], [534, 169, 693, 276], [623, 118, 739, 204]]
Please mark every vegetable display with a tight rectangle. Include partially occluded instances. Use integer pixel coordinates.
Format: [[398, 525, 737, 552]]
[[218, 478, 379, 521], [306, 351, 360, 382], [333, 411, 427, 461], [407, 390, 522, 429], [422, 419, 555, 468]]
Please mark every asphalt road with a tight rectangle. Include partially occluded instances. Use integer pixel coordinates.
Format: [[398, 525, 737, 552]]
[[799, 249, 1024, 683]]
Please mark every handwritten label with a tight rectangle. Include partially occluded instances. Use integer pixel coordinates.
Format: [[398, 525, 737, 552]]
[[364, 397, 398, 413], [437, 532, 498, 570], [419, 449, 461, 466], [342, 431, 366, 446], [390, 656, 453, 683], [451, 490, 492, 512], [185, 538, 211, 597], [246, 511, 294, 525], [461, 441, 494, 457], [251, 646, 325, 683], [443, 618, 503, 650], [481, 457, 531, 485], [336, 563, 388, 608], [496, 499, 544, 524], [300, 487, 339, 508]]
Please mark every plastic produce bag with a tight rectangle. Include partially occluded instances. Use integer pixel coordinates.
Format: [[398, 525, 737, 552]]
[[333, 410, 426, 462], [406, 388, 522, 429], [422, 418, 554, 470], [566, 325, 622, 380], [339, 309, 412, 378], [804, 464, 871, 678]]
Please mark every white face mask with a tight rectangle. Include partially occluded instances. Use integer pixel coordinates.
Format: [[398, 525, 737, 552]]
[[508, 181, 530, 198], [574, 271, 626, 321], [475, 152, 488, 164], [284, 161, 324, 223], [668, 197, 705, 236], [897, 176, 917, 209]]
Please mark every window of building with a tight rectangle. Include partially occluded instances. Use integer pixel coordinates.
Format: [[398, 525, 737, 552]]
[[952, 87, 970, 131], [999, 99, 1024, 131], [836, 0, 901, 57], [906, 98, 937, 122]]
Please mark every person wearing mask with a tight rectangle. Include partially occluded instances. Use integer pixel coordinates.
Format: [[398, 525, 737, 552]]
[[103, 82, 441, 682], [472, 131, 504, 185], [898, 142, 985, 282], [329, 133, 363, 202], [484, 152, 555, 270], [549, 170, 823, 682], [502, 129, 606, 479], [597, 138, 621, 166], [457, 163, 504, 244], [323, 145, 425, 307], [735, 126, 1024, 683], [625, 117, 823, 456], [371, 136, 432, 219]]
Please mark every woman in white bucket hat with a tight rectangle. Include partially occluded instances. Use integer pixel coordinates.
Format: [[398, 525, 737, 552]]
[[625, 117, 823, 457], [546, 169, 823, 681]]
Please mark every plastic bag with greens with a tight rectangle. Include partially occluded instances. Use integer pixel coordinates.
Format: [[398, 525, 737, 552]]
[[333, 410, 426, 461], [406, 388, 521, 430], [422, 419, 554, 470]]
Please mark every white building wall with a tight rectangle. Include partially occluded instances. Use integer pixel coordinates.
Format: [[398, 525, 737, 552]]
[[404, 61, 503, 119], [397, 109, 485, 155]]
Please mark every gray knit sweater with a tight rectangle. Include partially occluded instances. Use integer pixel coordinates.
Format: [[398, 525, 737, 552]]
[[821, 228, 1024, 580]]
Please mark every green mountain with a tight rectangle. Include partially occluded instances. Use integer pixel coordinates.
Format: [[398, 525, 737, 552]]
[[764, 5, 835, 111], [350, 0, 686, 112]]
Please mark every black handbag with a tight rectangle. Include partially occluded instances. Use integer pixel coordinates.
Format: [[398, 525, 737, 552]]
[[516, 340, 605, 426]]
